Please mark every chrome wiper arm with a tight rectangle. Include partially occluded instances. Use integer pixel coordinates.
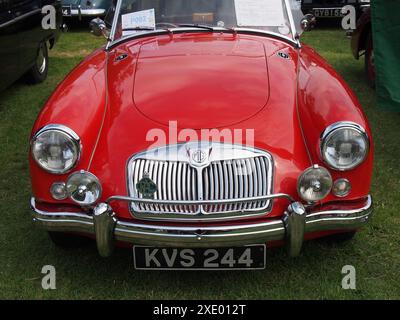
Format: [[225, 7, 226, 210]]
[[177, 24, 217, 31], [122, 27, 155, 31]]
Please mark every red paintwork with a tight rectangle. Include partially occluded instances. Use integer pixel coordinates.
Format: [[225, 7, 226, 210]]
[[30, 32, 373, 236]]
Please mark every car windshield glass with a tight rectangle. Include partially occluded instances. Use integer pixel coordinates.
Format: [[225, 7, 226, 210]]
[[110, 0, 304, 43]]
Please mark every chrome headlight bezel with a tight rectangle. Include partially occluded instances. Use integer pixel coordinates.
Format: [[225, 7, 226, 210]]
[[31, 124, 81, 175], [320, 122, 370, 171]]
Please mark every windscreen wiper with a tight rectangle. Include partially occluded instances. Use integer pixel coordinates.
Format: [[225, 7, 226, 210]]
[[122, 27, 156, 31], [177, 24, 217, 31]]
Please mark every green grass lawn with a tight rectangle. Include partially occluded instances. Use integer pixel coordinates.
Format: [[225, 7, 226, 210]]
[[0, 28, 399, 300]]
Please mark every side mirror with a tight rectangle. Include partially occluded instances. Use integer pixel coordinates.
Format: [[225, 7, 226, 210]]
[[301, 14, 317, 31], [90, 18, 109, 38]]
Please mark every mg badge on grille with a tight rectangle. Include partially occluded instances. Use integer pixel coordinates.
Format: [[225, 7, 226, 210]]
[[192, 149, 207, 164], [136, 173, 157, 199]]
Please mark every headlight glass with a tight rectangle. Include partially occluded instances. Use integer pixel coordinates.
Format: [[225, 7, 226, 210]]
[[298, 165, 332, 202], [321, 123, 369, 171], [66, 171, 102, 205], [332, 178, 352, 198], [50, 182, 68, 200], [31, 125, 80, 174]]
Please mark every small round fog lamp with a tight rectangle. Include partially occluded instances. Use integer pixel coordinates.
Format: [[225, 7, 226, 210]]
[[297, 165, 333, 203], [50, 182, 67, 200], [332, 178, 351, 197], [66, 171, 102, 205]]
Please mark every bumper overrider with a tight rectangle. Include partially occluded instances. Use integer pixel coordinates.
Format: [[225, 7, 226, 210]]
[[30, 194, 373, 258]]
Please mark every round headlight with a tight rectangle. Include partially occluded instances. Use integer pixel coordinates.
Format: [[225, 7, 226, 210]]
[[298, 165, 332, 202], [66, 171, 102, 205], [31, 125, 80, 174], [321, 122, 369, 171]]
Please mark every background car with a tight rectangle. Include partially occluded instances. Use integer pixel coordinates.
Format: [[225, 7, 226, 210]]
[[351, 7, 373, 87], [0, 0, 62, 91], [61, 0, 111, 19], [301, 0, 370, 19]]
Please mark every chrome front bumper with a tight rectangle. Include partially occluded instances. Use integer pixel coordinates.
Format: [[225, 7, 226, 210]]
[[30, 195, 373, 258], [68, 9, 106, 17]]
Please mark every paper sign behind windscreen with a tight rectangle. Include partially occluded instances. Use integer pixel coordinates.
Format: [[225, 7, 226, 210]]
[[122, 8, 156, 36], [235, 0, 286, 27]]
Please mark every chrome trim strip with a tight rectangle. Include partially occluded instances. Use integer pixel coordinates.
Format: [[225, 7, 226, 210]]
[[284, 0, 301, 48], [108, 0, 123, 48], [311, 7, 351, 11], [70, 9, 106, 16], [108, 28, 299, 48], [0, 8, 41, 29], [31, 195, 373, 249], [33, 124, 81, 142], [106, 193, 294, 206]]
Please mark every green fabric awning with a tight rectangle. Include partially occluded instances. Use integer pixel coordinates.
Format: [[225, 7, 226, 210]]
[[372, 0, 400, 111]]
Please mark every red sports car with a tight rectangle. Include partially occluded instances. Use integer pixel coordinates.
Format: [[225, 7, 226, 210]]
[[30, 0, 373, 270]]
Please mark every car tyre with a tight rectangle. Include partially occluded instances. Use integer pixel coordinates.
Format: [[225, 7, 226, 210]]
[[365, 31, 375, 88], [26, 42, 49, 84], [48, 231, 91, 249]]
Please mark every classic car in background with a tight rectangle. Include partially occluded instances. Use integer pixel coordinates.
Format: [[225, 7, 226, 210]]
[[301, 0, 370, 19], [351, 7, 374, 87], [61, 0, 111, 19], [0, 0, 62, 91], [30, 0, 373, 270]]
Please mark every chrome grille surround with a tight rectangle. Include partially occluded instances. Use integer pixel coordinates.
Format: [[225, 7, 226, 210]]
[[127, 142, 273, 221]]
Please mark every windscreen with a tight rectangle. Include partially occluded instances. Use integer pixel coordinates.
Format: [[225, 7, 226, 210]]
[[110, 0, 304, 42]]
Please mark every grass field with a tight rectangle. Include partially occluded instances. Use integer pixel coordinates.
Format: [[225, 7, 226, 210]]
[[0, 26, 399, 300]]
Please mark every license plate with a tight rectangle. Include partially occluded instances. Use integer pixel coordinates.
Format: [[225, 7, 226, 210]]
[[62, 6, 72, 17], [313, 8, 344, 18], [133, 245, 266, 270]]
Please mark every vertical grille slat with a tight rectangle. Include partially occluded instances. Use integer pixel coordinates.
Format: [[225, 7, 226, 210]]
[[128, 146, 272, 219], [171, 162, 177, 212], [213, 163, 220, 212], [146, 160, 154, 212], [254, 157, 262, 208], [232, 160, 240, 212], [153, 161, 160, 212], [260, 157, 268, 208], [138, 159, 145, 211], [162, 161, 169, 212], [238, 160, 245, 212], [245, 159, 253, 210], [226, 160, 234, 211]]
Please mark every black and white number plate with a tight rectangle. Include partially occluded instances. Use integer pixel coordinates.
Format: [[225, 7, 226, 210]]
[[133, 245, 266, 270], [313, 8, 344, 18], [62, 6, 72, 17]]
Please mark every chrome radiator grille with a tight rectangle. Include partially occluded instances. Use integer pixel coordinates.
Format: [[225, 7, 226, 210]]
[[131, 159, 199, 214], [127, 143, 273, 221], [202, 158, 270, 213]]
